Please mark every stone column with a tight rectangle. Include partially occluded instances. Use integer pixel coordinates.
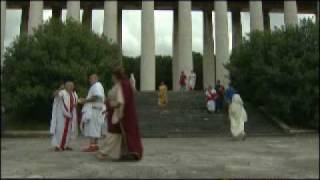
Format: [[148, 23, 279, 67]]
[[1, 0, 6, 67], [249, 0, 264, 31], [140, 1, 155, 91], [20, 5, 29, 34], [231, 10, 242, 48], [103, 1, 118, 43], [203, 9, 215, 88], [177, 1, 193, 80], [66, 0, 80, 22], [118, 9, 122, 63], [82, 7, 92, 29], [172, 8, 179, 91], [263, 10, 270, 31], [317, 0, 319, 23], [52, 6, 62, 20], [214, 1, 229, 87], [28, 0, 43, 35], [284, 0, 298, 26]]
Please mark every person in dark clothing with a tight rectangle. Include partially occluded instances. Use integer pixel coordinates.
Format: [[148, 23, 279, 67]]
[[215, 80, 225, 113]]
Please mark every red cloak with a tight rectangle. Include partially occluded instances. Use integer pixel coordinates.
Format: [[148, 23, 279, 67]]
[[120, 79, 143, 160], [106, 79, 143, 160]]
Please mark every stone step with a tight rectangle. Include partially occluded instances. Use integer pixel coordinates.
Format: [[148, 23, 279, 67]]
[[133, 91, 285, 137]]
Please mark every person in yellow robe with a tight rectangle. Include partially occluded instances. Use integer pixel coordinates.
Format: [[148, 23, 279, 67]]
[[158, 81, 168, 107]]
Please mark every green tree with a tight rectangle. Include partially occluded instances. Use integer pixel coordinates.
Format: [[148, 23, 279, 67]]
[[2, 18, 121, 126], [227, 19, 319, 128]]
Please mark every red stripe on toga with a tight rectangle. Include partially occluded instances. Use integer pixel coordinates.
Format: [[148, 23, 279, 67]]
[[60, 92, 74, 150], [60, 118, 70, 149]]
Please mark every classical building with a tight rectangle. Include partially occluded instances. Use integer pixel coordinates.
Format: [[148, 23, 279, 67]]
[[1, 0, 318, 90]]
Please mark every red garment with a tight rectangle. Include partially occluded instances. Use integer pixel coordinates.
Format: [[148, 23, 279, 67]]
[[60, 92, 76, 150], [106, 79, 143, 160], [179, 74, 187, 85], [206, 90, 217, 102], [218, 86, 225, 95], [120, 79, 143, 160], [106, 102, 121, 134]]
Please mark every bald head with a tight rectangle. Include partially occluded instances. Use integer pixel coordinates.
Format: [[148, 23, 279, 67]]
[[89, 74, 99, 85]]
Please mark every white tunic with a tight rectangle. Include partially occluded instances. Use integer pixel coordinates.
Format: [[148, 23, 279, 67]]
[[207, 101, 215, 112], [229, 94, 247, 137], [188, 72, 196, 90], [205, 89, 216, 112], [50, 90, 78, 148], [82, 82, 106, 138]]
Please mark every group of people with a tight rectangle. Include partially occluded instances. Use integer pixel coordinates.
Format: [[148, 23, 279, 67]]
[[156, 70, 196, 107], [50, 67, 247, 157], [49, 68, 143, 161], [179, 70, 197, 91], [205, 80, 231, 114], [157, 73, 247, 140], [205, 81, 247, 140]]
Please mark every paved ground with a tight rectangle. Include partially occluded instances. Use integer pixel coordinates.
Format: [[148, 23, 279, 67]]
[[1, 135, 319, 179]]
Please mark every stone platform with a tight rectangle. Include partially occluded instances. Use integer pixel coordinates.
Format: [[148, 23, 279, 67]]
[[1, 135, 318, 178]]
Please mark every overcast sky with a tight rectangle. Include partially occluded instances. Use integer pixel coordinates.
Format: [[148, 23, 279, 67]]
[[4, 9, 315, 57]]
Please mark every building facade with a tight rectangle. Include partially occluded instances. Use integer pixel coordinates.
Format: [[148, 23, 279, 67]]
[[1, 0, 318, 90]]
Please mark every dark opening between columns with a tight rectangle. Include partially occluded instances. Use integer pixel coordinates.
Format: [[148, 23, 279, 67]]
[[82, 7, 92, 29], [231, 9, 242, 48], [20, 5, 29, 34]]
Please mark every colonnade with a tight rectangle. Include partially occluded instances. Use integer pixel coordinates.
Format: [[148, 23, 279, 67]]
[[0, 1, 305, 89]]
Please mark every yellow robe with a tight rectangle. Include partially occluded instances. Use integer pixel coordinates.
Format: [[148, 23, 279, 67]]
[[158, 85, 168, 106]]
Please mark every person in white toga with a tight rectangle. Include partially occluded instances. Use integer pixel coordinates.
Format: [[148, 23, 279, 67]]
[[79, 74, 106, 152], [229, 94, 247, 140], [50, 81, 78, 151], [188, 70, 196, 91]]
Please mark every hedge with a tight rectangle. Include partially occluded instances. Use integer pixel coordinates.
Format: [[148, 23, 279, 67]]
[[227, 19, 319, 128], [1, 18, 120, 124]]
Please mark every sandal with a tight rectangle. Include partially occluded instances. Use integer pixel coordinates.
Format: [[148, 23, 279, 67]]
[[54, 147, 62, 152], [65, 147, 73, 151], [82, 145, 99, 152], [118, 154, 138, 161]]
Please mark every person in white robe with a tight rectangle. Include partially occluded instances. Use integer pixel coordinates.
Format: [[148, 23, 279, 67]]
[[229, 94, 247, 140], [130, 73, 136, 92], [79, 74, 106, 152], [205, 85, 217, 113], [188, 70, 196, 91], [50, 81, 78, 151]]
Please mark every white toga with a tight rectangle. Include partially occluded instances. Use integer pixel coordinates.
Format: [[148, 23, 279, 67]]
[[81, 82, 106, 138], [50, 90, 78, 148], [229, 94, 247, 138], [188, 73, 196, 90]]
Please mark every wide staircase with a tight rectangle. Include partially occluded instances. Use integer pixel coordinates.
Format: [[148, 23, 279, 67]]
[[135, 91, 284, 137]]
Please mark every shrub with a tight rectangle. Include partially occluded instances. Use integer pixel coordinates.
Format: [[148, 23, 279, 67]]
[[227, 19, 319, 128], [2, 18, 121, 125]]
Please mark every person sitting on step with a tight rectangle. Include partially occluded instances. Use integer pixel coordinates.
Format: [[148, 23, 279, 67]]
[[205, 85, 217, 113]]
